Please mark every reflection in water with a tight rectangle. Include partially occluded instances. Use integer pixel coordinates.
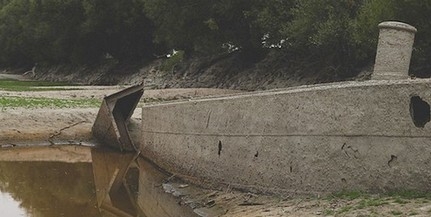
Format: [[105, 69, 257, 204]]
[[0, 192, 27, 217], [0, 146, 198, 217], [92, 148, 198, 217], [0, 161, 101, 217], [91, 148, 139, 217]]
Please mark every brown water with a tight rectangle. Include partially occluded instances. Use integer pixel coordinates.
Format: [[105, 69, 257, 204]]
[[0, 146, 198, 217], [0, 161, 100, 217]]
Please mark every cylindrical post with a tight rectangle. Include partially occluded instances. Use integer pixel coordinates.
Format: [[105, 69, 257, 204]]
[[372, 21, 417, 80]]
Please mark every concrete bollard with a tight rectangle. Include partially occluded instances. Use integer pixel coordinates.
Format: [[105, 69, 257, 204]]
[[372, 21, 417, 80]]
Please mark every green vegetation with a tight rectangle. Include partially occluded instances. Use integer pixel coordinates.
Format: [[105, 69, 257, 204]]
[[0, 96, 100, 108], [386, 190, 431, 200], [338, 205, 353, 214], [0, 0, 154, 65], [0, 80, 99, 108], [328, 190, 365, 200], [393, 198, 408, 204], [390, 210, 403, 216], [329, 190, 431, 201], [356, 197, 389, 209], [323, 209, 335, 215], [160, 50, 185, 72], [322, 190, 431, 216], [0, 0, 430, 78], [0, 79, 76, 91]]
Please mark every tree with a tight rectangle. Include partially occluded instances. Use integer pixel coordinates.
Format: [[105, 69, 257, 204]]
[[282, 0, 365, 77], [0, 0, 155, 65], [143, 0, 218, 53], [247, 0, 295, 47], [80, 0, 155, 63], [143, 0, 279, 61], [356, 0, 431, 77], [0, 0, 85, 65]]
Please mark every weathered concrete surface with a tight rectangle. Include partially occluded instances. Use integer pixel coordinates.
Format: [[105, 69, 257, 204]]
[[373, 21, 417, 80], [92, 83, 144, 151], [140, 79, 431, 196]]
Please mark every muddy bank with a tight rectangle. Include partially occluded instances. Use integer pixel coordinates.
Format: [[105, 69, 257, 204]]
[[11, 52, 371, 91], [0, 108, 96, 145], [0, 83, 240, 146]]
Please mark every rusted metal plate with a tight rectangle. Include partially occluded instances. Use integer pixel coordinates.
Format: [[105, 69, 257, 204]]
[[92, 83, 144, 151]]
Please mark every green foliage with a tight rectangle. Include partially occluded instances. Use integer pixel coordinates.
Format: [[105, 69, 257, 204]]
[[0, 96, 101, 108], [354, 0, 395, 54], [385, 189, 431, 199], [0, 0, 86, 65], [160, 50, 185, 72], [323, 209, 335, 216], [356, 0, 431, 77], [356, 197, 389, 209], [247, 0, 294, 46], [0, 77, 92, 112], [0, 0, 431, 78], [143, 0, 271, 60], [283, 0, 365, 77], [328, 190, 365, 200], [387, 0, 431, 77], [337, 205, 353, 213], [0, 0, 154, 65], [143, 0, 216, 53], [0, 79, 75, 91], [79, 0, 155, 63], [390, 210, 403, 216]]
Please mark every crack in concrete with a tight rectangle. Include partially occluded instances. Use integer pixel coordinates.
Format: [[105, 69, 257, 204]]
[[48, 121, 86, 144], [206, 110, 212, 129]]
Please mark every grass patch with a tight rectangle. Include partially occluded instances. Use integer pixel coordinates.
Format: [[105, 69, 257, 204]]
[[393, 198, 409, 204], [390, 210, 403, 215], [328, 190, 365, 200], [323, 209, 335, 215], [385, 190, 431, 200], [160, 50, 185, 72], [337, 205, 353, 214], [356, 198, 389, 209], [0, 80, 77, 91], [0, 96, 101, 108], [329, 190, 431, 202]]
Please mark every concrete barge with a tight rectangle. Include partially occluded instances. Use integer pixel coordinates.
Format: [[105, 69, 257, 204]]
[[94, 21, 431, 195], [140, 79, 431, 195]]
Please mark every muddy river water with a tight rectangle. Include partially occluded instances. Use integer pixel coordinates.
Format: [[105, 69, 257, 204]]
[[0, 161, 99, 216], [0, 145, 200, 217]]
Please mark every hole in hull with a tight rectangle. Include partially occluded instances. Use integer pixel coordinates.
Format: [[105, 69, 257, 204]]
[[410, 96, 430, 128]]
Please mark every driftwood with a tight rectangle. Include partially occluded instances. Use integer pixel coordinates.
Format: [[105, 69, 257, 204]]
[[22, 64, 37, 77]]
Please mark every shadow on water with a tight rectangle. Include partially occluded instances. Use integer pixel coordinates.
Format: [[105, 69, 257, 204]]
[[0, 145, 198, 217]]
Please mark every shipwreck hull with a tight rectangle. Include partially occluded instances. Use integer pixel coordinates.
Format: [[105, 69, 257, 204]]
[[140, 79, 431, 195], [92, 84, 144, 152]]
